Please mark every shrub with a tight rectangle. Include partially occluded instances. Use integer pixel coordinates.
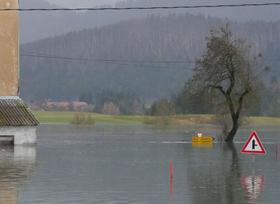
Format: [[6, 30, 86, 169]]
[[150, 99, 175, 116], [70, 113, 96, 125]]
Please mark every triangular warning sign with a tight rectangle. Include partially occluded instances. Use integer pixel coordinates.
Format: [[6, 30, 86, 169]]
[[241, 131, 266, 154]]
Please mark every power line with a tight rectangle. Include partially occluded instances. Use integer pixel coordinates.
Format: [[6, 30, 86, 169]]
[[20, 53, 280, 70], [2, 2, 280, 12], [20, 53, 195, 70], [21, 52, 195, 64], [21, 52, 280, 62]]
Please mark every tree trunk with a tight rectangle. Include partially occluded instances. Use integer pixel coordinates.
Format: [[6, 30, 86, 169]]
[[225, 115, 239, 142], [225, 90, 249, 142]]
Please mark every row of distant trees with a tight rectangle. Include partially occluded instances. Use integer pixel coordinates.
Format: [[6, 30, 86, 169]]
[[150, 78, 280, 114], [78, 70, 279, 117], [78, 90, 145, 115], [77, 75, 280, 117]]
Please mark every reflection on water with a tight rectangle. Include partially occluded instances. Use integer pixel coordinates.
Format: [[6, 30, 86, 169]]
[[192, 143, 213, 149], [241, 175, 264, 204], [188, 142, 268, 204], [0, 146, 36, 204], [186, 143, 245, 204], [5, 124, 280, 204]]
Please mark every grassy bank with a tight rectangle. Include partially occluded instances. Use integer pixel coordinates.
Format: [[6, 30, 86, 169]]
[[33, 111, 280, 126]]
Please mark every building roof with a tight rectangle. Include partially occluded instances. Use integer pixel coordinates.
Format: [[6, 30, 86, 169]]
[[0, 97, 39, 126]]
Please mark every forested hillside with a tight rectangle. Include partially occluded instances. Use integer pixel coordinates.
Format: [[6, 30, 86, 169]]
[[20, 13, 280, 104]]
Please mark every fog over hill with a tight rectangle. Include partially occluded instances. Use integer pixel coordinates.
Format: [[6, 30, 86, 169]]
[[20, 0, 280, 43], [20, 0, 127, 43], [20, 14, 280, 102]]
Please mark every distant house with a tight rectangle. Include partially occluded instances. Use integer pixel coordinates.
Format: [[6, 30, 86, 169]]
[[0, 97, 39, 145], [42, 100, 90, 111], [72, 101, 89, 111], [44, 101, 71, 110]]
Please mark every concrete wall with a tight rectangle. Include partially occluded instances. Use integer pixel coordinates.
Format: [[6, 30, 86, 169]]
[[0, 126, 37, 145], [0, 0, 19, 96]]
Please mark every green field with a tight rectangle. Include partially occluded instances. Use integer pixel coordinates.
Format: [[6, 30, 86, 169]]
[[33, 111, 280, 126], [33, 111, 147, 124]]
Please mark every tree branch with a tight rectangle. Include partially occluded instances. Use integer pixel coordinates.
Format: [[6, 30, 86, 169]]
[[209, 84, 236, 119], [208, 85, 226, 95], [226, 54, 235, 95]]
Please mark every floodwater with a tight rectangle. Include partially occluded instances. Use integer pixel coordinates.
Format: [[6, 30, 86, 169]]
[[1, 124, 280, 204]]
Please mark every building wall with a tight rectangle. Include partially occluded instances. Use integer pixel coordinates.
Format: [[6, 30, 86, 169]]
[[0, 127, 37, 145], [0, 0, 19, 96]]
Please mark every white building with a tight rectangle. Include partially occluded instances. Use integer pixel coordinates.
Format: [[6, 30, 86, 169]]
[[0, 96, 39, 145]]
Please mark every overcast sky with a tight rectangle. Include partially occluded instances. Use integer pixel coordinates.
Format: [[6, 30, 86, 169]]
[[44, 0, 280, 22], [46, 0, 119, 7]]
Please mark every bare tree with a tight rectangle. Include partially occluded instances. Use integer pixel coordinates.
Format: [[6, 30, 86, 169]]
[[192, 25, 261, 142]]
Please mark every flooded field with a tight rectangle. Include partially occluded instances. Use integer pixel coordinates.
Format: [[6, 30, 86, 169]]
[[1, 124, 279, 204]]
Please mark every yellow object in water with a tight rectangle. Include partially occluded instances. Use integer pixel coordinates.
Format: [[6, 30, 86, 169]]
[[192, 143, 213, 148], [192, 136, 214, 144]]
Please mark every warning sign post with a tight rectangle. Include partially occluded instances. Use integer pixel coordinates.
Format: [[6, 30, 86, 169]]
[[241, 131, 266, 154]]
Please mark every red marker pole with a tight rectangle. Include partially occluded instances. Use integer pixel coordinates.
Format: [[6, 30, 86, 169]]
[[170, 160, 173, 194]]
